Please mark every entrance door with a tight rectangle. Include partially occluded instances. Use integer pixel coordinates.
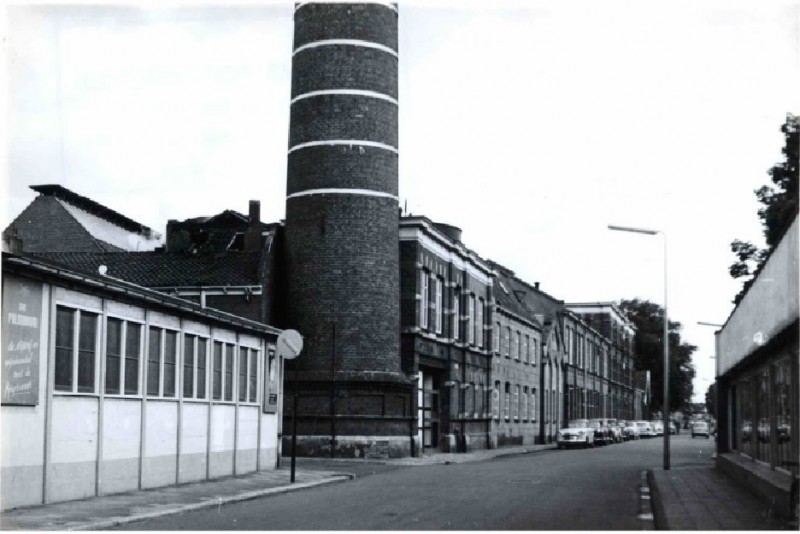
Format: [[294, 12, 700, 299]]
[[419, 371, 439, 450]]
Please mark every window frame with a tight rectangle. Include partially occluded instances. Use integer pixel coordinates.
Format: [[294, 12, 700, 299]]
[[452, 288, 461, 342], [434, 276, 443, 334], [420, 271, 429, 329], [104, 316, 143, 397], [182, 334, 209, 400], [54, 305, 100, 395], [146, 325, 179, 398]]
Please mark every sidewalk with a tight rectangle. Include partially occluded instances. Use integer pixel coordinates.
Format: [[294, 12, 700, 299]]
[[1, 443, 553, 531], [648, 466, 794, 530]]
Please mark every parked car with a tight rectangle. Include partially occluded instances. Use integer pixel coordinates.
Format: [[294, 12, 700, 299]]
[[604, 419, 623, 443], [622, 421, 640, 440], [651, 421, 664, 436], [588, 419, 613, 445], [691, 421, 711, 439], [636, 421, 656, 438], [557, 419, 596, 449]]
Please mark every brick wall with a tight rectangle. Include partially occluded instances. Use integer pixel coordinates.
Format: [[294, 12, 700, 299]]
[[5, 196, 120, 253], [284, 2, 410, 455]]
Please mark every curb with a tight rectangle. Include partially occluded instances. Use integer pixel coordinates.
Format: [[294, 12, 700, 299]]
[[67, 474, 353, 531], [647, 469, 667, 531]]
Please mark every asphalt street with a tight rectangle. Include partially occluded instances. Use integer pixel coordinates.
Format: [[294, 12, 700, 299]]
[[115, 433, 715, 530]]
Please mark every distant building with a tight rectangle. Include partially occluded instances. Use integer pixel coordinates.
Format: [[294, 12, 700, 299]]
[[567, 302, 638, 421], [715, 214, 798, 520], [1, 253, 284, 511], [400, 217, 494, 452], [3, 184, 161, 253], [487, 261, 543, 447]]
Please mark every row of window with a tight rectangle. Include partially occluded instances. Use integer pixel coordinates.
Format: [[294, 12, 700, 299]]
[[419, 271, 485, 348], [54, 306, 263, 404], [492, 382, 537, 423], [493, 322, 538, 365]]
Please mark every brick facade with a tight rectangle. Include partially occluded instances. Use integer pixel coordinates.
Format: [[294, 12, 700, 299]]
[[489, 265, 543, 447], [400, 216, 494, 453]]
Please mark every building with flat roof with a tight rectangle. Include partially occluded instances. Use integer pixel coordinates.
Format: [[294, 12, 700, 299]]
[[1, 253, 284, 510]]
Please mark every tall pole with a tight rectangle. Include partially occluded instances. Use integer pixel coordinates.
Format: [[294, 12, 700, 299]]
[[291, 365, 297, 483], [662, 232, 670, 471], [608, 224, 670, 470]]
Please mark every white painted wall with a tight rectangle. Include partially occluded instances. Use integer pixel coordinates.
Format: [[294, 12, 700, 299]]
[[102, 398, 141, 460], [718, 216, 799, 376], [1, 277, 282, 510]]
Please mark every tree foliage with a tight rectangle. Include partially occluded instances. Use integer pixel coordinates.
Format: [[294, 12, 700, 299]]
[[618, 298, 696, 413], [729, 113, 799, 304]]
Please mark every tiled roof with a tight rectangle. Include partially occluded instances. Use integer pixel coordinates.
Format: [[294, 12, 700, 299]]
[[32, 250, 264, 288], [493, 270, 543, 328], [57, 199, 162, 252], [29, 185, 161, 238]]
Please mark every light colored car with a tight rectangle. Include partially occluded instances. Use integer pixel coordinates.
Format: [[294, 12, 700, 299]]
[[603, 419, 623, 443], [636, 421, 656, 438], [557, 419, 596, 449], [651, 421, 664, 436], [692, 421, 711, 439], [622, 421, 640, 440]]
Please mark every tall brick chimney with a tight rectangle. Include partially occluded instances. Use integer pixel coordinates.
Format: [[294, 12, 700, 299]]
[[284, 2, 411, 458]]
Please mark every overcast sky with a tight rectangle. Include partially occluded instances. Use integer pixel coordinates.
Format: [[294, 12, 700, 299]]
[[4, 0, 799, 402]]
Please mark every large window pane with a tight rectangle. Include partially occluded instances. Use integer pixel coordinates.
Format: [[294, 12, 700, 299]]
[[213, 342, 222, 400], [756, 369, 771, 464], [248, 350, 257, 403], [125, 323, 141, 395], [197, 340, 207, 400], [775, 359, 792, 470], [163, 331, 177, 397], [147, 327, 161, 396], [77, 312, 97, 393], [239, 348, 248, 402], [55, 307, 75, 391], [740, 379, 753, 456], [225, 345, 234, 402], [183, 335, 195, 398], [105, 318, 122, 394]]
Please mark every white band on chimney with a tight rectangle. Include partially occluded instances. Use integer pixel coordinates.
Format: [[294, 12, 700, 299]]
[[293, 39, 398, 58], [287, 188, 399, 201], [295, 2, 398, 14], [288, 140, 398, 154], [291, 89, 398, 106]]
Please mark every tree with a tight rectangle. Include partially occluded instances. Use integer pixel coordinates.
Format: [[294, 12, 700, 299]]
[[728, 113, 799, 304], [618, 298, 696, 413], [705, 382, 717, 420]]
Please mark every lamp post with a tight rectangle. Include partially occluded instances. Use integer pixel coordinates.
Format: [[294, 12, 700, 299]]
[[609, 224, 670, 470]]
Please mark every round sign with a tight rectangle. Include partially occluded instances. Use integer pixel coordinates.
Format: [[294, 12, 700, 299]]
[[276, 329, 303, 360]]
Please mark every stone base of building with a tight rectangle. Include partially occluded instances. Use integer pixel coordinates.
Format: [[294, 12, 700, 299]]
[[717, 453, 795, 520], [281, 435, 415, 459]]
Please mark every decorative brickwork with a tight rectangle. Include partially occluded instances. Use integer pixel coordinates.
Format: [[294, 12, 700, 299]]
[[293, 3, 398, 51]]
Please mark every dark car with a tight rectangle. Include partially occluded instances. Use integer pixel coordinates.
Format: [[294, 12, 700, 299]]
[[588, 419, 613, 445]]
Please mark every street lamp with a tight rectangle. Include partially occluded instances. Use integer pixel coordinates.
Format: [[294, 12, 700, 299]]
[[608, 224, 670, 470]]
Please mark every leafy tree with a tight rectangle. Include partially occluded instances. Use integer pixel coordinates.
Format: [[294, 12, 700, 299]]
[[729, 113, 799, 304], [618, 298, 696, 413], [705, 382, 717, 419]]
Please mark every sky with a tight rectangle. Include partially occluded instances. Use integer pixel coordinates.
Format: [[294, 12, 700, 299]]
[[3, 0, 799, 403]]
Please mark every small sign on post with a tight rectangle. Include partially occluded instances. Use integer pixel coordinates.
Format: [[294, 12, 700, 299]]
[[276, 329, 303, 483]]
